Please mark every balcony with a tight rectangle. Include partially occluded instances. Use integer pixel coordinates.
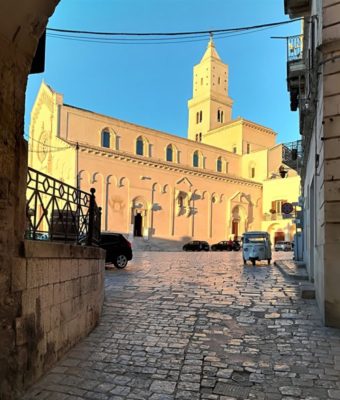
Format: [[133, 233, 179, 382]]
[[282, 139, 303, 171], [284, 0, 311, 18], [286, 35, 305, 111]]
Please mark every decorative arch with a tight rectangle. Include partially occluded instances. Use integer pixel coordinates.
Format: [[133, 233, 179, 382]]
[[78, 170, 91, 191], [106, 174, 117, 187], [229, 191, 254, 239], [162, 184, 169, 194], [152, 182, 160, 192], [118, 176, 129, 188]]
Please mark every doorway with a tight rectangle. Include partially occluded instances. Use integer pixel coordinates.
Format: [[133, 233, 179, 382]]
[[232, 220, 239, 238], [134, 213, 143, 237], [274, 231, 285, 244]]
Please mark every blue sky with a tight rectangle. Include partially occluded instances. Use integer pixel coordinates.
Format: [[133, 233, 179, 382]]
[[25, 0, 301, 144]]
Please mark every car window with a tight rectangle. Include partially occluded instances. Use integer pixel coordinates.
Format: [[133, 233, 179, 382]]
[[101, 234, 120, 244]]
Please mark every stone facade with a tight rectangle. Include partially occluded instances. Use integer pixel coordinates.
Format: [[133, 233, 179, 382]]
[[28, 41, 301, 248], [12, 241, 105, 397], [285, 0, 340, 327]]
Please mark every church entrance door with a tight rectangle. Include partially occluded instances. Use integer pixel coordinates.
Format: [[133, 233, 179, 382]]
[[232, 220, 239, 238], [134, 213, 143, 237]]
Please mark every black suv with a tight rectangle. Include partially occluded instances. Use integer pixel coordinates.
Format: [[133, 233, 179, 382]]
[[100, 232, 133, 268], [183, 240, 210, 251]]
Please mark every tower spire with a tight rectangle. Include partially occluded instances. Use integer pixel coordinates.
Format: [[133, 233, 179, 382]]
[[187, 39, 233, 141]]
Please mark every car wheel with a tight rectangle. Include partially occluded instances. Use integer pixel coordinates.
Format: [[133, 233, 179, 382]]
[[113, 254, 128, 269]]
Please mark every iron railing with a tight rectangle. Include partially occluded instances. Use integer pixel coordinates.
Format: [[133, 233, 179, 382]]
[[282, 140, 303, 172], [25, 167, 101, 245]]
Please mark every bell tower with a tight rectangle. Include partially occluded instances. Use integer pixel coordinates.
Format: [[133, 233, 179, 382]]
[[187, 36, 233, 142]]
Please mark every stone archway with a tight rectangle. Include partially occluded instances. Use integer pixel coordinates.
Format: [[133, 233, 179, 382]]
[[231, 204, 247, 240]]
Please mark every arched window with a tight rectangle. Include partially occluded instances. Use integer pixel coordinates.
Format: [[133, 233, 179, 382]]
[[251, 167, 256, 178], [193, 151, 199, 168], [216, 157, 222, 172], [199, 111, 203, 122], [217, 110, 221, 122], [166, 144, 173, 162], [101, 130, 110, 148], [136, 136, 144, 156], [196, 112, 199, 124], [199, 132, 202, 142]]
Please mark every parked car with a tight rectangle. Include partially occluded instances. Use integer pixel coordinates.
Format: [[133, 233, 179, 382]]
[[99, 232, 133, 268], [274, 241, 293, 252], [183, 241, 210, 251], [211, 240, 241, 251]]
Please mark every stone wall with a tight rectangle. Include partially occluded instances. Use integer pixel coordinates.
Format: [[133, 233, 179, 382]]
[[12, 241, 105, 397], [0, 1, 60, 397]]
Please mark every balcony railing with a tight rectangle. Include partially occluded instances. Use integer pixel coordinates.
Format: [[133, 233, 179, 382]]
[[282, 139, 303, 172], [25, 167, 101, 245]]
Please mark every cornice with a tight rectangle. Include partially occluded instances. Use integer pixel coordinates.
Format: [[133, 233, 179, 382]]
[[65, 140, 262, 189]]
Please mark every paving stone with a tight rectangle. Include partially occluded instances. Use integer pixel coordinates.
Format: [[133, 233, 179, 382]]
[[149, 380, 176, 394], [22, 253, 340, 400]]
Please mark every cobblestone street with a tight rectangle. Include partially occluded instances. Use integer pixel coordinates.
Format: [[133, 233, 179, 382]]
[[24, 252, 340, 400]]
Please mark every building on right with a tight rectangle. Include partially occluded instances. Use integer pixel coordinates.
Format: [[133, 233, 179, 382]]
[[284, 0, 340, 327]]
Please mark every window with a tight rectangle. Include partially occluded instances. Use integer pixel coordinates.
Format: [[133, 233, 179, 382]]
[[199, 132, 202, 142], [193, 151, 199, 167], [271, 200, 288, 214], [195, 134, 199, 141], [251, 167, 255, 178], [196, 112, 199, 124], [221, 111, 224, 123], [217, 110, 221, 122], [136, 136, 144, 156], [216, 157, 222, 172], [218, 77, 221, 84], [166, 144, 173, 162], [233, 146, 237, 154], [101, 130, 110, 148], [178, 195, 184, 208], [199, 111, 202, 122], [225, 162, 229, 173], [247, 143, 251, 154]]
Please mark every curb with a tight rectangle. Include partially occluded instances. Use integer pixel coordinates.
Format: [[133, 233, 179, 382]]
[[274, 260, 309, 281]]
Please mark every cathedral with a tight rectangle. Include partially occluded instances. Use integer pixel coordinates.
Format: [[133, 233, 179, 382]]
[[28, 38, 300, 249]]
